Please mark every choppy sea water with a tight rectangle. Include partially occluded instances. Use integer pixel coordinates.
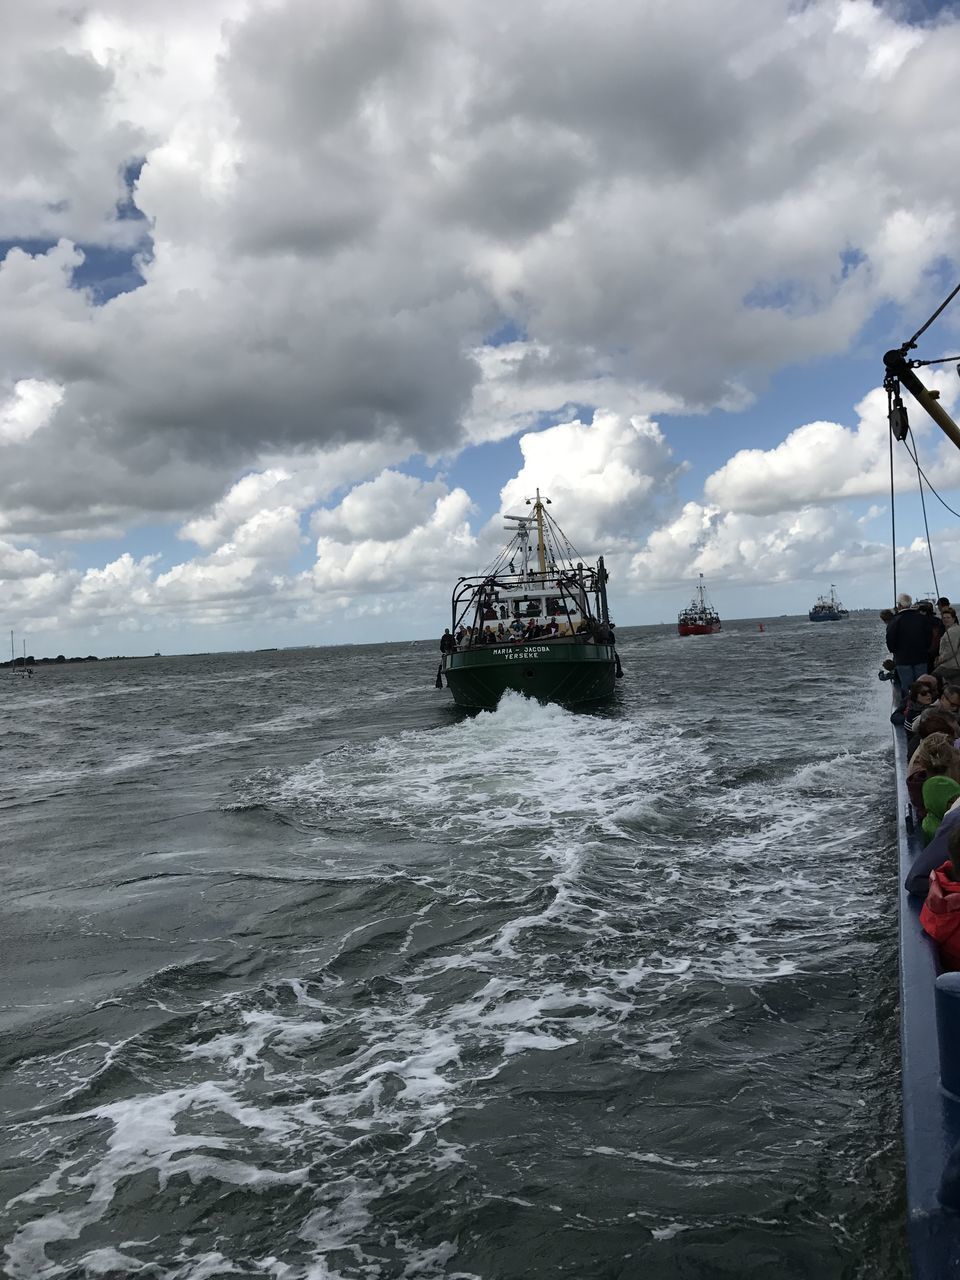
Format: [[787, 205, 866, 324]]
[[0, 618, 907, 1279]]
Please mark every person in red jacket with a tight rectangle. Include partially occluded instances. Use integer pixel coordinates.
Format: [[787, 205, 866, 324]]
[[920, 823, 960, 970]]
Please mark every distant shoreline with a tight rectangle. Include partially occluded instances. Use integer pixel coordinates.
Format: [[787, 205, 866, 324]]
[[4, 655, 111, 668], [0, 612, 884, 667]]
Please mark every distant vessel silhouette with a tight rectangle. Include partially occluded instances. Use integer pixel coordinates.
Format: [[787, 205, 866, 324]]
[[808, 584, 848, 622], [677, 574, 721, 635]]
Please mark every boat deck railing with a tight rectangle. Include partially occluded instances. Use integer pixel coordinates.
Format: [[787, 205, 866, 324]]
[[449, 632, 611, 652]]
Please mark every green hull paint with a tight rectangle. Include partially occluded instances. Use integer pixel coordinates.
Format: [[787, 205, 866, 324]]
[[443, 642, 616, 709]]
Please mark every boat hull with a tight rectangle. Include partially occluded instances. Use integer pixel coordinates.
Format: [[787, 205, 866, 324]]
[[442, 642, 617, 709], [677, 621, 721, 635], [808, 611, 846, 621], [893, 723, 960, 1277]]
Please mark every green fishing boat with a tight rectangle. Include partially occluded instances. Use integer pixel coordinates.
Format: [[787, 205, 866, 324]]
[[437, 492, 621, 709]]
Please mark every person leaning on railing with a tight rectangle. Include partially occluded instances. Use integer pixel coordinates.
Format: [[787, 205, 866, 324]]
[[903, 681, 938, 734], [912, 685, 960, 742], [935, 606, 960, 680], [920, 599, 945, 669], [887, 593, 935, 693]]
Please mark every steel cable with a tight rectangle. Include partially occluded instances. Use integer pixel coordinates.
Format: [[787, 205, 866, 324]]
[[904, 428, 960, 672], [906, 279, 960, 349]]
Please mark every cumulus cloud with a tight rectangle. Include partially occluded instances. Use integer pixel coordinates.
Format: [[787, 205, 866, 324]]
[[497, 410, 682, 547], [180, 470, 294, 550], [154, 555, 277, 610], [71, 553, 159, 616], [311, 487, 477, 595], [293, 411, 680, 617], [629, 500, 892, 587], [463, 342, 693, 447], [0, 538, 56, 580], [0, 378, 63, 445], [311, 471, 451, 542], [705, 375, 960, 515], [0, 0, 959, 543], [213, 504, 304, 562], [4, 0, 960, 646]]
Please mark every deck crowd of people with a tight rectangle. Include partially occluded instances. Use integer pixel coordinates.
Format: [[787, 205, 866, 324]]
[[440, 617, 615, 652], [887, 592, 960, 968]]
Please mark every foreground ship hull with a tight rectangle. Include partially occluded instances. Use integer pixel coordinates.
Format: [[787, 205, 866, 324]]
[[443, 642, 616, 709], [893, 723, 960, 1278], [808, 610, 846, 621]]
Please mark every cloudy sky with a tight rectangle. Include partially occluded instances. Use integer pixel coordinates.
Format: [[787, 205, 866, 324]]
[[3, 0, 960, 656]]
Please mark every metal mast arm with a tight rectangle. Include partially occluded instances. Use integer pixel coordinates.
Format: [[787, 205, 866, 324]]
[[884, 349, 960, 452]]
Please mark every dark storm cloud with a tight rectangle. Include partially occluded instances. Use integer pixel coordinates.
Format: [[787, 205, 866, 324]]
[[0, 11, 146, 245], [1, 0, 959, 538], [433, 123, 591, 241], [471, 2, 761, 175], [0, 229, 485, 533], [222, 0, 438, 142]]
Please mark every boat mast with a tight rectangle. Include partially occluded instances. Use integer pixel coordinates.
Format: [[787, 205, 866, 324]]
[[529, 490, 548, 576], [697, 573, 706, 610]]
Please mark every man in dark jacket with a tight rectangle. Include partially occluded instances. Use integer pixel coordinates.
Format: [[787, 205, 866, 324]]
[[919, 599, 944, 667], [887, 593, 934, 693]]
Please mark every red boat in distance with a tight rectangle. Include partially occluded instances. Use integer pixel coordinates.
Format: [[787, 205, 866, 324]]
[[677, 574, 722, 636]]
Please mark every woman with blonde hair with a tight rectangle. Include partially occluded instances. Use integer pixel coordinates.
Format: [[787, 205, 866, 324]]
[[908, 733, 960, 819]]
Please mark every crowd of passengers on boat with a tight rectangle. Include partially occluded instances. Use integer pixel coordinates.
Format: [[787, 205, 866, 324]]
[[885, 591, 960, 971], [441, 617, 616, 651]]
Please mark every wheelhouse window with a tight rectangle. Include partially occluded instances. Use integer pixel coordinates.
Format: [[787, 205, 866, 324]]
[[514, 599, 543, 618]]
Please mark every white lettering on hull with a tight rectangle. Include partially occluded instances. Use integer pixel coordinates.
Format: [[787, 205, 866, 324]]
[[491, 646, 549, 659]]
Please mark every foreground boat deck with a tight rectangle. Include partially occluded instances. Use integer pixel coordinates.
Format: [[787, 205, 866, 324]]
[[894, 726, 960, 1276]]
